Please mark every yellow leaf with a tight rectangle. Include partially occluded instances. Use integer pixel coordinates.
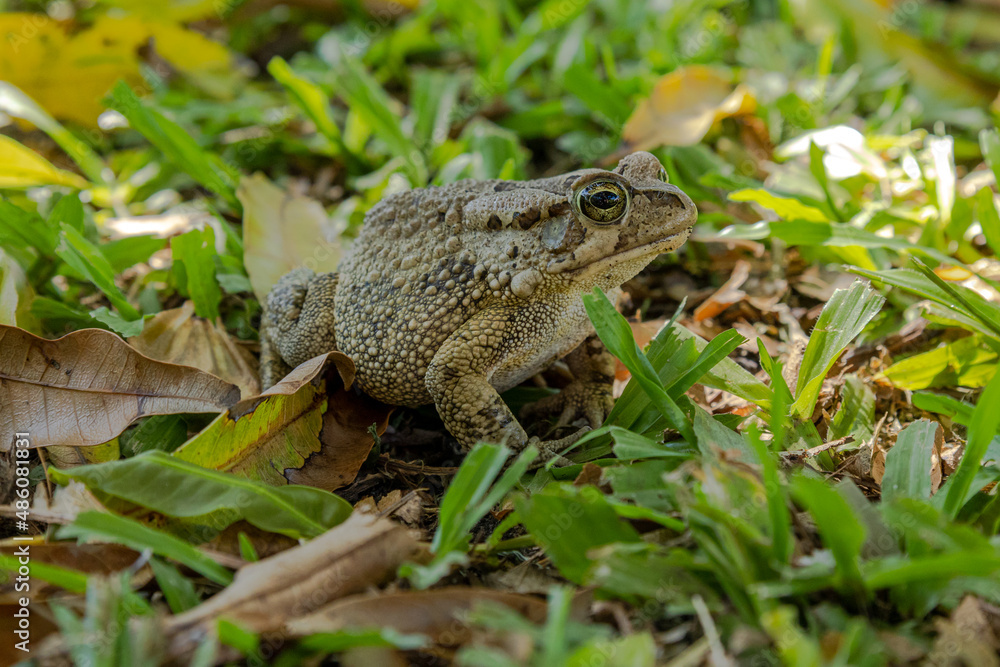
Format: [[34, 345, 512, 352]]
[[239, 173, 343, 301], [623, 65, 756, 150], [0, 14, 143, 128], [0, 12, 237, 127], [146, 20, 233, 75], [90, 0, 223, 23], [0, 135, 88, 189]]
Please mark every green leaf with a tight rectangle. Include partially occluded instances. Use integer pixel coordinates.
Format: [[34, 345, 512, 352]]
[[101, 235, 166, 274], [980, 128, 1000, 192], [791, 476, 865, 591], [150, 557, 200, 613], [670, 328, 746, 398], [50, 450, 352, 540], [111, 82, 239, 209], [584, 288, 695, 444], [331, 52, 427, 185], [89, 307, 149, 337], [171, 227, 222, 320], [792, 280, 884, 419], [411, 69, 461, 150], [728, 189, 828, 222], [912, 391, 975, 425], [268, 56, 347, 157], [942, 365, 1000, 518], [57, 511, 233, 585], [408, 443, 537, 588], [48, 193, 84, 233], [850, 266, 1000, 343], [0, 198, 57, 256], [718, 220, 959, 269], [881, 334, 999, 389], [748, 423, 792, 564], [172, 366, 328, 485], [55, 224, 139, 320], [882, 419, 940, 503], [515, 483, 641, 583], [828, 374, 875, 442], [975, 187, 1000, 258], [562, 63, 630, 129], [911, 257, 1000, 340], [0, 82, 107, 184]]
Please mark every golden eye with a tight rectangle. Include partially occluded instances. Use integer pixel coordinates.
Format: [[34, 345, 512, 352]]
[[576, 180, 629, 224]]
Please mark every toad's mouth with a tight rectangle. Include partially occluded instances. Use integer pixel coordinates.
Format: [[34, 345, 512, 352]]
[[546, 228, 693, 275]]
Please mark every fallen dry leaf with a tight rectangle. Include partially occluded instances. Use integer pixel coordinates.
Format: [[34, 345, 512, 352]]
[[172, 353, 337, 482], [0, 543, 146, 603], [928, 596, 1000, 667], [287, 587, 548, 645], [129, 302, 261, 399], [623, 65, 756, 150], [286, 380, 393, 492], [167, 512, 423, 647], [694, 259, 751, 322], [0, 324, 240, 451], [239, 172, 343, 301], [173, 352, 389, 490]]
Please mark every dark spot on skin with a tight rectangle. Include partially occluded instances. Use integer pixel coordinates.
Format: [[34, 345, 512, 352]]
[[548, 201, 572, 216], [512, 208, 541, 230], [510, 246, 519, 258], [493, 181, 520, 192], [438, 210, 446, 221], [563, 176, 577, 189], [487, 214, 503, 231]]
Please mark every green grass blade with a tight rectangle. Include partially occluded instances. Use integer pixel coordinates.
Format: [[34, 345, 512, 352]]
[[584, 288, 695, 444], [791, 475, 866, 592], [55, 224, 140, 320], [942, 367, 1000, 518], [57, 511, 233, 585], [111, 82, 239, 210], [881, 419, 940, 503], [792, 280, 884, 419]]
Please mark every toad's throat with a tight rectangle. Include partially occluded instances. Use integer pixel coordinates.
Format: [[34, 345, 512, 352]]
[[545, 228, 692, 275]]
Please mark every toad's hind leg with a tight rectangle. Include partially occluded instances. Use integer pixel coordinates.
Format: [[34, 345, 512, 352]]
[[259, 268, 339, 388]]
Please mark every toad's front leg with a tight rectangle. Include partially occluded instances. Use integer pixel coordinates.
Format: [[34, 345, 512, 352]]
[[424, 306, 581, 464]]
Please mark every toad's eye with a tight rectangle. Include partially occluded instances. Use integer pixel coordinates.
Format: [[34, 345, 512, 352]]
[[657, 168, 668, 183], [576, 180, 629, 224]]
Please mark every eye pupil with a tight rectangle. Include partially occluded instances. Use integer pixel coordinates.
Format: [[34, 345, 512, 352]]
[[589, 190, 620, 209]]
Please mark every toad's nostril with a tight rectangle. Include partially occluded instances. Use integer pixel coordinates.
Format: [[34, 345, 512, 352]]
[[649, 190, 684, 208]]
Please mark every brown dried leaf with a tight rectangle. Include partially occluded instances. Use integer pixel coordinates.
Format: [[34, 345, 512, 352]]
[[0, 543, 145, 603], [0, 324, 240, 451], [287, 587, 548, 645], [928, 596, 1000, 667], [167, 512, 423, 642], [128, 302, 260, 400], [287, 381, 394, 491], [623, 65, 756, 150], [694, 259, 751, 322]]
